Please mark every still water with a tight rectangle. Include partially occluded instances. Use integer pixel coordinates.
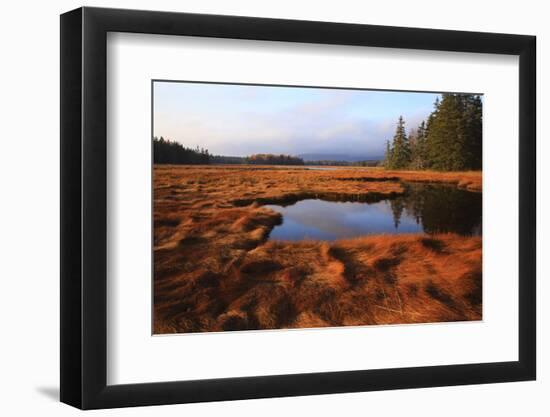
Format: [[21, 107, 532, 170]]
[[265, 183, 482, 241]]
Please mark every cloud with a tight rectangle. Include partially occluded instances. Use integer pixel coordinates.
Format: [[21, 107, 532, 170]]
[[154, 87, 434, 158]]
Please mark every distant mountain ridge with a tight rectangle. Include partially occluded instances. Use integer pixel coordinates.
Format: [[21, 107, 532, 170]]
[[298, 153, 383, 162]]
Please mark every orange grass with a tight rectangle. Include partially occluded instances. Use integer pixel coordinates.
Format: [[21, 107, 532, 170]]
[[153, 165, 482, 333]]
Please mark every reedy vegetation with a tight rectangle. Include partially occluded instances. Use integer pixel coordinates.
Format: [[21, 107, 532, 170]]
[[154, 166, 482, 333]]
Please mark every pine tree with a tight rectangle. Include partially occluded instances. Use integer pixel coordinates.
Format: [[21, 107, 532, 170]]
[[383, 94, 481, 172], [410, 121, 427, 169], [387, 116, 411, 169], [463, 95, 483, 170], [424, 94, 482, 171], [153, 137, 211, 165]]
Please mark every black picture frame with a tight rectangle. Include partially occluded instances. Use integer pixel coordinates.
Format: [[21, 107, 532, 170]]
[[60, 6, 536, 410]]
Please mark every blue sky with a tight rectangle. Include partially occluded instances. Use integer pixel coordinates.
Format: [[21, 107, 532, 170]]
[[153, 81, 441, 158]]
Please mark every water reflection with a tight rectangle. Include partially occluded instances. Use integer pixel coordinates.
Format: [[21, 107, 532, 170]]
[[265, 183, 482, 241]]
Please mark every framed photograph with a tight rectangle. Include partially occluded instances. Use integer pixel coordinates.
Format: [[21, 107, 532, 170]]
[[60, 7, 536, 409]]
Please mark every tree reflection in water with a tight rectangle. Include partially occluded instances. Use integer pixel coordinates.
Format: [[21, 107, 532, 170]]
[[265, 183, 482, 241], [389, 183, 482, 236]]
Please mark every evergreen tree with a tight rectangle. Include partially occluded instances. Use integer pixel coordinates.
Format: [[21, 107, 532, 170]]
[[153, 137, 211, 164], [383, 94, 481, 172], [423, 94, 483, 170], [387, 116, 411, 169], [462, 95, 483, 170], [410, 121, 427, 169]]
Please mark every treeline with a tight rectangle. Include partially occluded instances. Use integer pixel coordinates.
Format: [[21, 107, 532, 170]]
[[210, 155, 246, 164], [384, 94, 482, 171], [153, 137, 305, 166], [211, 154, 305, 165], [245, 154, 304, 165], [153, 137, 210, 164]]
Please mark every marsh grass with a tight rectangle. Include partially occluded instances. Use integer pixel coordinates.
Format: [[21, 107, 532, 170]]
[[153, 165, 482, 334]]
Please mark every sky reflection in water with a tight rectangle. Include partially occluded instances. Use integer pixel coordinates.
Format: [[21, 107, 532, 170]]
[[265, 184, 482, 241]]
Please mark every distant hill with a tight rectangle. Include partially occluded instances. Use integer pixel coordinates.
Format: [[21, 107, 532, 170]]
[[298, 153, 383, 162]]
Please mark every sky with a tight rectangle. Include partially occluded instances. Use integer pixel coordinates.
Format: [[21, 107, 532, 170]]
[[153, 81, 441, 159]]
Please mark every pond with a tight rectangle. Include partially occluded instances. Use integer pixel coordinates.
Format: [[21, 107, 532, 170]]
[[265, 183, 482, 241]]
